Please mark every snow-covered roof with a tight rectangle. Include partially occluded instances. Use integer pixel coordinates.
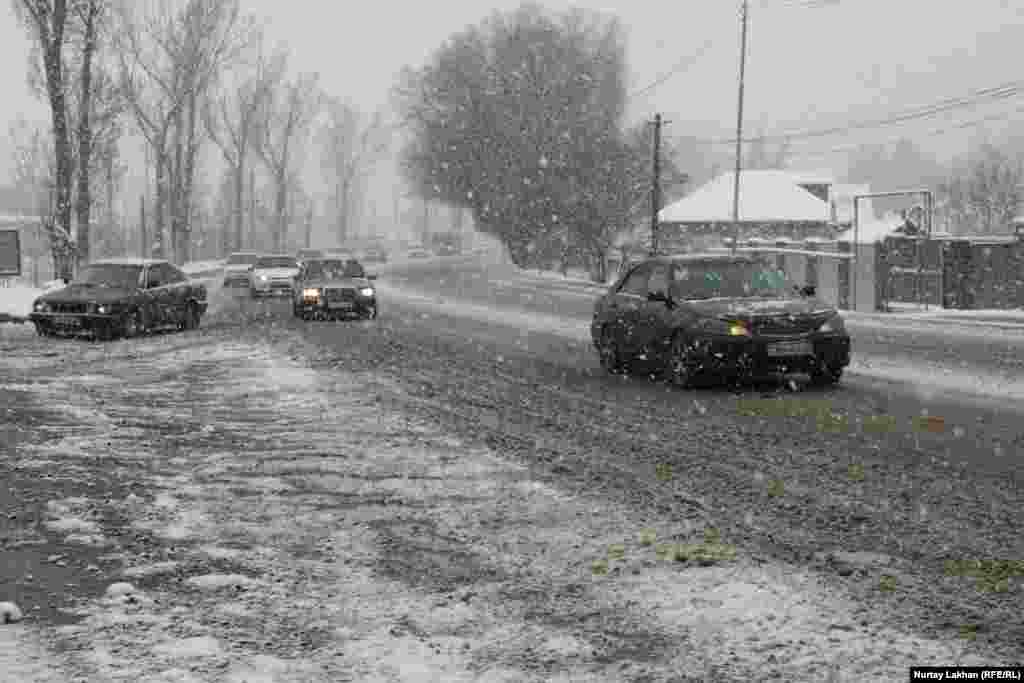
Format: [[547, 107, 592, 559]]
[[91, 257, 166, 266], [658, 170, 831, 223], [836, 214, 904, 243]]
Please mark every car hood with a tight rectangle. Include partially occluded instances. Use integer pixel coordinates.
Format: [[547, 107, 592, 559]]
[[686, 297, 835, 320], [300, 278, 373, 289], [252, 267, 299, 278], [38, 283, 137, 304]]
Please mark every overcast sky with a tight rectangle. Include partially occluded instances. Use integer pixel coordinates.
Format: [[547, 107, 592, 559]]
[[3, 0, 1024, 184]]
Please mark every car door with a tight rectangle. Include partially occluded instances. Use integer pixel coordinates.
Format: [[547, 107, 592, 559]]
[[633, 262, 674, 365], [145, 264, 174, 326], [608, 263, 652, 355], [164, 264, 189, 324]]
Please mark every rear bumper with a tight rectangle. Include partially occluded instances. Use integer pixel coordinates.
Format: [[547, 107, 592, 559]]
[[693, 334, 851, 375]]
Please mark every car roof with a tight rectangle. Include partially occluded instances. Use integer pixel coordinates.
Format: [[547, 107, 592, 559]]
[[228, 251, 261, 256], [255, 254, 297, 260], [90, 257, 165, 266], [301, 256, 360, 263]]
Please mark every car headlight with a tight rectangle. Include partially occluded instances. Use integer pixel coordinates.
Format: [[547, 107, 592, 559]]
[[701, 318, 750, 336], [302, 288, 321, 299], [360, 287, 374, 297], [259, 274, 268, 281], [33, 300, 49, 312], [818, 313, 846, 334], [96, 304, 112, 315]]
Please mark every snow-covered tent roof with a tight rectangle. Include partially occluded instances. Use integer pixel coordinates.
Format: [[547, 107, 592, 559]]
[[658, 170, 831, 223], [836, 212, 904, 243]]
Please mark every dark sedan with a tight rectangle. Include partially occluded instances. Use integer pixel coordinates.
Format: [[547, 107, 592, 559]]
[[29, 258, 208, 340], [293, 257, 378, 320], [590, 254, 851, 387]]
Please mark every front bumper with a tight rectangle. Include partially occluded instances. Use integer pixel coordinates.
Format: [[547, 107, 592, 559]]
[[251, 280, 295, 296], [690, 333, 851, 376], [29, 312, 118, 335], [295, 295, 376, 317], [222, 272, 251, 287]]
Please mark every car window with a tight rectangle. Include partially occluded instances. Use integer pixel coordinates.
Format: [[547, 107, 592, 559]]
[[255, 256, 298, 269], [618, 264, 651, 296], [227, 253, 260, 265], [648, 264, 670, 297], [669, 262, 792, 300], [164, 265, 186, 284], [145, 265, 163, 288]]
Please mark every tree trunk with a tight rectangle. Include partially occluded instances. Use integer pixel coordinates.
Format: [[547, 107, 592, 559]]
[[181, 87, 199, 264], [74, 2, 97, 271], [37, 2, 74, 277], [170, 107, 184, 264], [274, 169, 287, 252], [153, 153, 167, 258], [336, 179, 348, 243], [140, 194, 147, 256], [233, 154, 245, 252], [248, 167, 256, 250]]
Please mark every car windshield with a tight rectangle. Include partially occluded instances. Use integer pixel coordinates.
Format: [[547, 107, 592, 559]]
[[255, 256, 297, 269], [76, 264, 142, 288], [669, 262, 792, 300], [227, 253, 260, 265], [303, 260, 365, 279]]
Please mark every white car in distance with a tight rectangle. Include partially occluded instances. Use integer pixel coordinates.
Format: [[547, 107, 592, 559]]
[[249, 254, 301, 298]]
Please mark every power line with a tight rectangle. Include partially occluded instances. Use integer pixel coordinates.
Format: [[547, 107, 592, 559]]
[[789, 101, 1024, 160], [628, 39, 716, 100], [696, 78, 1024, 145]]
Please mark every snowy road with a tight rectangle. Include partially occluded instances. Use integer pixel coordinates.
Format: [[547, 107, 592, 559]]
[[0, 261, 1021, 679]]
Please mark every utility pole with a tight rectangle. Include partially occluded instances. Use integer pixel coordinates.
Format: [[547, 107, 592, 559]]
[[649, 113, 669, 256], [731, 0, 750, 254], [139, 195, 147, 257]]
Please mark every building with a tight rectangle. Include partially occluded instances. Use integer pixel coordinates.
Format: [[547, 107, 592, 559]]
[[655, 170, 844, 252]]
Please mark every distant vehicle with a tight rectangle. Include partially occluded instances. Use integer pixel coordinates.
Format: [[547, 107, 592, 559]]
[[590, 254, 851, 387], [293, 257, 378, 321], [29, 258, 207, 340], [222, 251, 261, 287], [296, 248, 325, 264], [249, 254, 300, 298], [360, 246, 388, 263], [434, 243, 458, 256], [407, 246, 430, 259]]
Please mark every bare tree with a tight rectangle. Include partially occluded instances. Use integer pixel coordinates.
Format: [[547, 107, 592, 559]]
[[939, 143, 1023, 235], [204, 26, 281, 253], [115, 0, 243, 264], [317, 97, 390, 245], [254, 66, 320, 252], [14, 0, 74, 275]]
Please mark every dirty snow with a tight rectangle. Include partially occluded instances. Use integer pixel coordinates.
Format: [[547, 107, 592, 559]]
[[0, 326, 1002, 680]]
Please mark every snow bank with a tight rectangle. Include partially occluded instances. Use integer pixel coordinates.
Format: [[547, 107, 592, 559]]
[[0, 281, 63, 321]]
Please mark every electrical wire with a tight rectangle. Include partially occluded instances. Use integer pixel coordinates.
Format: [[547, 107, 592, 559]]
[[696, 79, 1024, 145], [628, 38, 716, 100], [788, 101, 1024, 160]]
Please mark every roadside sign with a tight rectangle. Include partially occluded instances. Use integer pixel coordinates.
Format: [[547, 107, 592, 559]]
[[0, 229, 21, 277]]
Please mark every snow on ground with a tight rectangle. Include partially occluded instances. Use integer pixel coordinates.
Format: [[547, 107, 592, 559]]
[[376, 280, 1024, 403], [0, 328, 1001, 680], [0, 279, 65, 321]]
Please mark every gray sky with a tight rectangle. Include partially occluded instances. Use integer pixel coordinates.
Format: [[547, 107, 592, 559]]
[[3, 0, 1024, 183]]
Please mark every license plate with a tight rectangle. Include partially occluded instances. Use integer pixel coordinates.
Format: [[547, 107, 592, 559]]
[[54, 315, 81, 327], [329, 302, 354, 310], [766, 340, 813, 357]]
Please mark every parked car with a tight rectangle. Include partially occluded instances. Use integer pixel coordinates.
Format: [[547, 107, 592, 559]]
[[249, 254, 300, 298], [29, 258, 207, 340], [223, 251, 262, 287], [590, 254, 851, 387], [407, 246, 430, 259], [293, 257, 378, 320], [296, 248, 324, 264]]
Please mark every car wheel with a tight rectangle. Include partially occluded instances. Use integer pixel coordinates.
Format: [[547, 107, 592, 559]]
[[667, 332, 699, 389], [183, 303, 200, 331], [364, 304, 378, 320], [34, 322, 51, 337], [809, 363, 843, 386], [598, 326, 625, 375], [249, 287, 259, 299]]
